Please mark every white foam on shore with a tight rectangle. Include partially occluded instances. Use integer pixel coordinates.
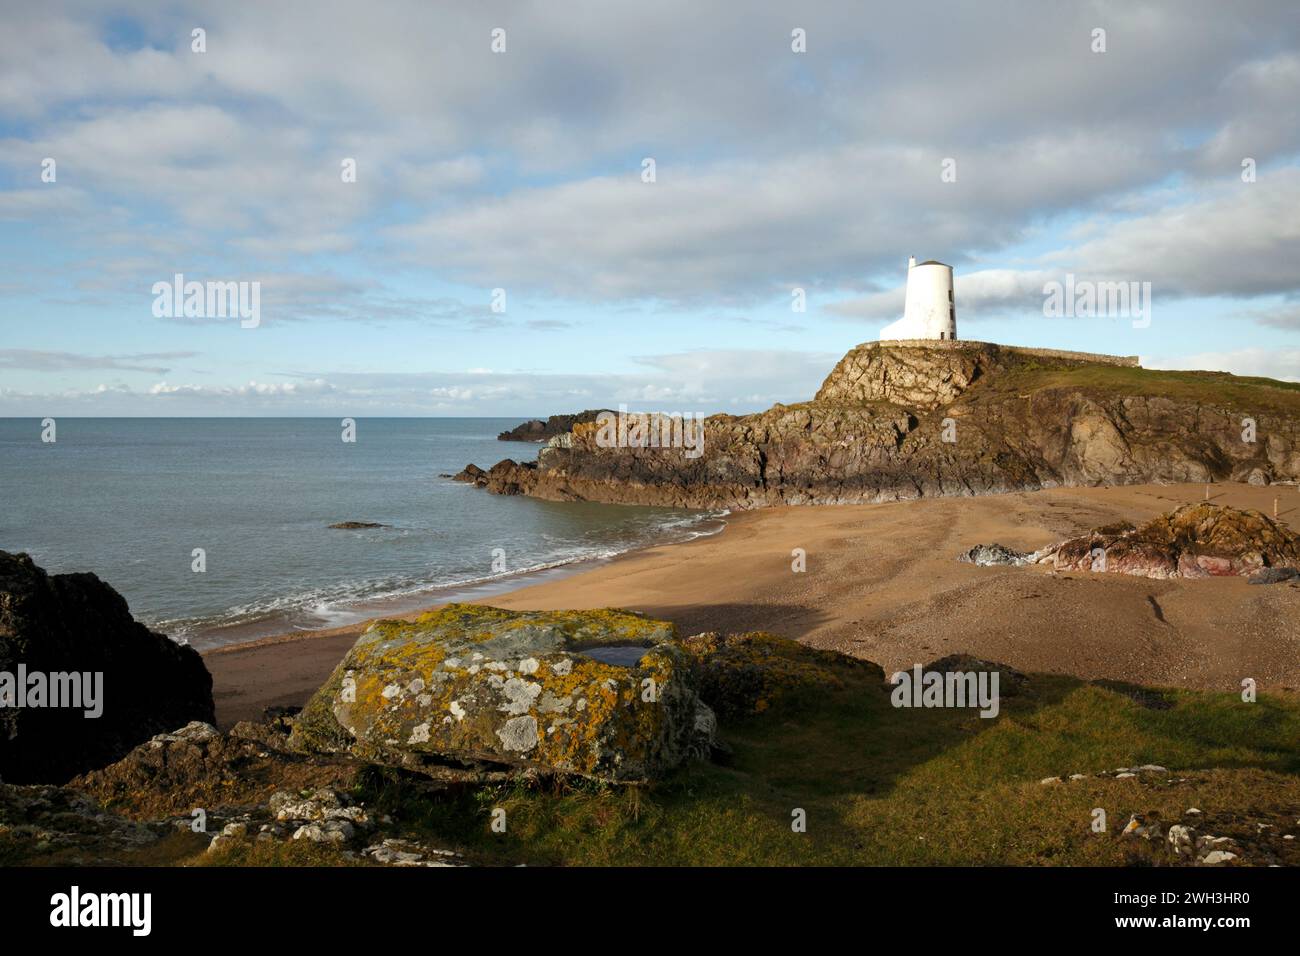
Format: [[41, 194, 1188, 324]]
[[167, 509, 729, 650]]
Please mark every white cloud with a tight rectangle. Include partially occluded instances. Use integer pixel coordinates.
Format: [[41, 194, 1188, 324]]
[[4, 0, 1298, 307], [2, 0, 1300, 415], [0, 349, 198, 373], [1148, 348, 1300, 382], [828, 169, 1300, 324], [0, 349, 842, 416]]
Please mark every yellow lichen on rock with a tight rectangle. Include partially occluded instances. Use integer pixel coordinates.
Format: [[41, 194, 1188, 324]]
[[289, 604, 710, 782]]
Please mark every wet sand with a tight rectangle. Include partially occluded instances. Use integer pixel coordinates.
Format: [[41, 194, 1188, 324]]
[[205, 482, 1300, 726]]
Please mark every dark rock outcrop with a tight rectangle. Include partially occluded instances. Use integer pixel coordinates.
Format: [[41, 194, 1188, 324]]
[[328, 521, 388, 529], [457, 341, 1300, 509], [452, 463, 488, 486], [498, 410, 612, 443], [0, 551, 215, 784]]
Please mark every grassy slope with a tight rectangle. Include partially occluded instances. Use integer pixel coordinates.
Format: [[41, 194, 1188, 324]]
[[975, 361, 1300, 414], [737, 358, 1300, 422], [308, 672, 1300, 868], [16, 658, 1297, 868]]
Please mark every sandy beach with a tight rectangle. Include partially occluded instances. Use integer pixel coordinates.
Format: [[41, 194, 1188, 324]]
[[205, 482, 1300, 726]]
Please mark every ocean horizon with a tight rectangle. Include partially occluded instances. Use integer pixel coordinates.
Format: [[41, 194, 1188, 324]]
[[0, 417, 723, 650]]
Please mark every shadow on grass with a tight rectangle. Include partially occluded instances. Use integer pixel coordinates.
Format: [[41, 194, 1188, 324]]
[[352, 645, 1300, 866], [618, 601, 837, 645]]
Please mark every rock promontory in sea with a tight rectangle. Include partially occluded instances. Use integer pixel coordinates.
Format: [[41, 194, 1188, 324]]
[[0, 550, 215, 784], [497, 409, 613, 442], [455, 340, 1300, 509]]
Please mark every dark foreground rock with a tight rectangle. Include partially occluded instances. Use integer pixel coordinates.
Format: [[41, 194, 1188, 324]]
[[328, 521, 389, 529], [289, 604, 716, 783], [456, 341, 1300, 509], [497, 410, 612, 443], [0, 551, 214, 784]]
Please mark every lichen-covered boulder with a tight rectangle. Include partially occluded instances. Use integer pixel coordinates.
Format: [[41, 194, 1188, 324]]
[[680, 631, 885, 721], [289, 604, 713, 783]]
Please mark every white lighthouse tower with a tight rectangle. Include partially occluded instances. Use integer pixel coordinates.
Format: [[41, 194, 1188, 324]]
[[880, 256, 957, 341]]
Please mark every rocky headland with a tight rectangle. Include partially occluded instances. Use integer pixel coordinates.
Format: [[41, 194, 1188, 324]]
[[497, 409, 612, 443], [456, 341, 1300, 509]]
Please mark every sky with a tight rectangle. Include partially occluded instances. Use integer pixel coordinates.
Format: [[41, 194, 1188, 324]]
[[1, 0, 1299, 417]]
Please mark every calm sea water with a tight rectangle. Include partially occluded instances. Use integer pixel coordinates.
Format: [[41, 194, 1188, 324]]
[[0, 418, 722, 649]]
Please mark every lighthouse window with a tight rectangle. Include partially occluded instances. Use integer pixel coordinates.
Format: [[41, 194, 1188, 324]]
[[948, 289, 953, 302]]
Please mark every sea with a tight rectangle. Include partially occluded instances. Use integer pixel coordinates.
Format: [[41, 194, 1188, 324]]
[[0, 418, 724, 650]]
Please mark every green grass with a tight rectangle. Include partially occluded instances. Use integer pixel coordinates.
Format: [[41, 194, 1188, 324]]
[[11, 668, 1298, 867], [350, 673, 1300, 866], [983, 361, 1300, 414]]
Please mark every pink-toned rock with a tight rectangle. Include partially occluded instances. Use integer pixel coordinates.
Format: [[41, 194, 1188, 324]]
[[1037, 503, 1300, 580]]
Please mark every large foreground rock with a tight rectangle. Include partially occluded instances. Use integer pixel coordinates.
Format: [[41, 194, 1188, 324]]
[[0, 551, 215, 784], [1036, 503, 1300, 579], [290, 604, 714, 783]]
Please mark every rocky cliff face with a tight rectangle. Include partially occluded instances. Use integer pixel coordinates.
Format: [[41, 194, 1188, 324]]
[[0, 551, 215, 783], [456, 341, 1300, 509]]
